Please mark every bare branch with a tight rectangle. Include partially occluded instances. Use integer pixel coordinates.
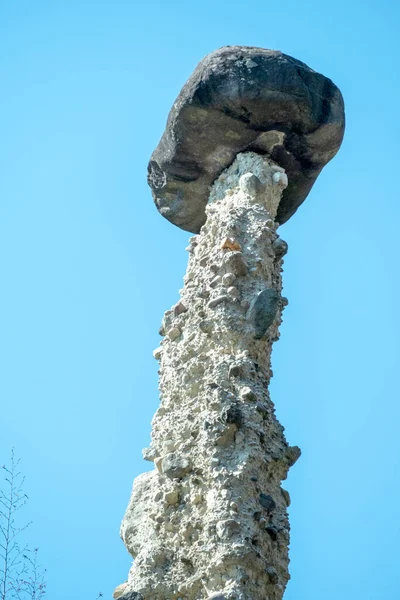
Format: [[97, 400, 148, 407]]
[[0, 451, 46, 600]]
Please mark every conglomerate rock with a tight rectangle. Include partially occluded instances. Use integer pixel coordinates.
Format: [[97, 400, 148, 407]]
[[119, 153, 301, 599], [147, 46, 345, 233]]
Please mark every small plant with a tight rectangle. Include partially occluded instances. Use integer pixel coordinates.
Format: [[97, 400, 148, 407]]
[[0, 450, 46, 599], [18, 548, 46, 600]]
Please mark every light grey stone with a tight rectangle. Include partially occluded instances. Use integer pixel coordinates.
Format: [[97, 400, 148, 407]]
[[221, 252, 248, 277], [241, 387, 257, 402], [113, 583, 128, 599], [142, 447, 156, 462], [222, 272, 236, 286], [152, 347, 162, 360], [239, 172, 262, 197], [227, 286, 239, 298], [208, 295, 230, 309], [216, 519, 241, 539], [272, 171, 288, 189], [210, 275, 222, 288], [199, 320, 214, 334], [161, 453, 191, 479], [164, 490, 179, 505], [167, 327, 182, 341]]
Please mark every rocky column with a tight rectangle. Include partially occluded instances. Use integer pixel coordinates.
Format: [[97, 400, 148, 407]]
[[120, 152, 298, 600], [116, 47, 345, 600]]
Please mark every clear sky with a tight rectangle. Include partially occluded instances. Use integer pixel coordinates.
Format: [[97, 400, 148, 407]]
[[0, 1, 399, 599]]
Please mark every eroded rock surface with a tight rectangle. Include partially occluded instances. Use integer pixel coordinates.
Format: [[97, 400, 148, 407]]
[[120, 153, 300, 599], [148, 45, 345, 233]]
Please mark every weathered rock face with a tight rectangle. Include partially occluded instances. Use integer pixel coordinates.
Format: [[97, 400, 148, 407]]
[[148, 46, 345, 233], [120, 153, 300, 599]]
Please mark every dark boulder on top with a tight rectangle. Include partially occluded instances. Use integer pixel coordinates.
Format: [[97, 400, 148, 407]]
[[148, 46, 345, 233]]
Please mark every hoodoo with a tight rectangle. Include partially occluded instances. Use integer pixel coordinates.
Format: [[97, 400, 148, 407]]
[[116, 46, 345, 600]]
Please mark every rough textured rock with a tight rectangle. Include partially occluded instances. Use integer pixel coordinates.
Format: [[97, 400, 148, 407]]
[[148, 45, 345, 233], [113, 583, 128, 599], [121, 153, 300, 599], [248, 288, 280, 339]]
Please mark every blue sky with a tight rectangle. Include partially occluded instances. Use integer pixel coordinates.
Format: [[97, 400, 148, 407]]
[[0, 1, 399, 598]]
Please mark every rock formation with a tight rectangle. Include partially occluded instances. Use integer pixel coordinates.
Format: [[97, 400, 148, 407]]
[[116, 47, 344, 600], [148, 46, 344, 233]]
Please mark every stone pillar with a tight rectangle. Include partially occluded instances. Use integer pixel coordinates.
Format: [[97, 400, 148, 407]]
[[118, 152, 301, 600]]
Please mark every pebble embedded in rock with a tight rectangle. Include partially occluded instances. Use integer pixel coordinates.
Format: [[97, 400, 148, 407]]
[[227, 286, 239, 298], [216, 519, 241, 539], [222, 251, 248, 277], [113, 583, 128, 599], [220, 237, 242, 251], [239, 172, 262, 197], [153, 347, 162, 360], [259, 493, 276, 513], [174, 301, 188, 316], [272, 237, 288, 259], [159, 309, 173, 336], [154, 457, 163, 473], [248, 288, 280, 339], [167, 327, 182, 341], [162, 453, 191, 479], [142, 447, 156, 462], [191, 492, 203, 505], [119, 593, 144, 600], [272, 171, 288, 189], [164, 490, 179, 505], [210, 275, 222, 288], [256, 402, 269, 415], [266, 566, 279, 584], [199, 320, 214, 334], [163, 439, 176, 453], [281, 488, 291, 507], [228, 364, 241, 378], [241, 387, 257, 402], [286, 445, 301, 466], [208, 295, 230, 309], [197, 287, 210, 299], [222, 272, 236, 286]]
